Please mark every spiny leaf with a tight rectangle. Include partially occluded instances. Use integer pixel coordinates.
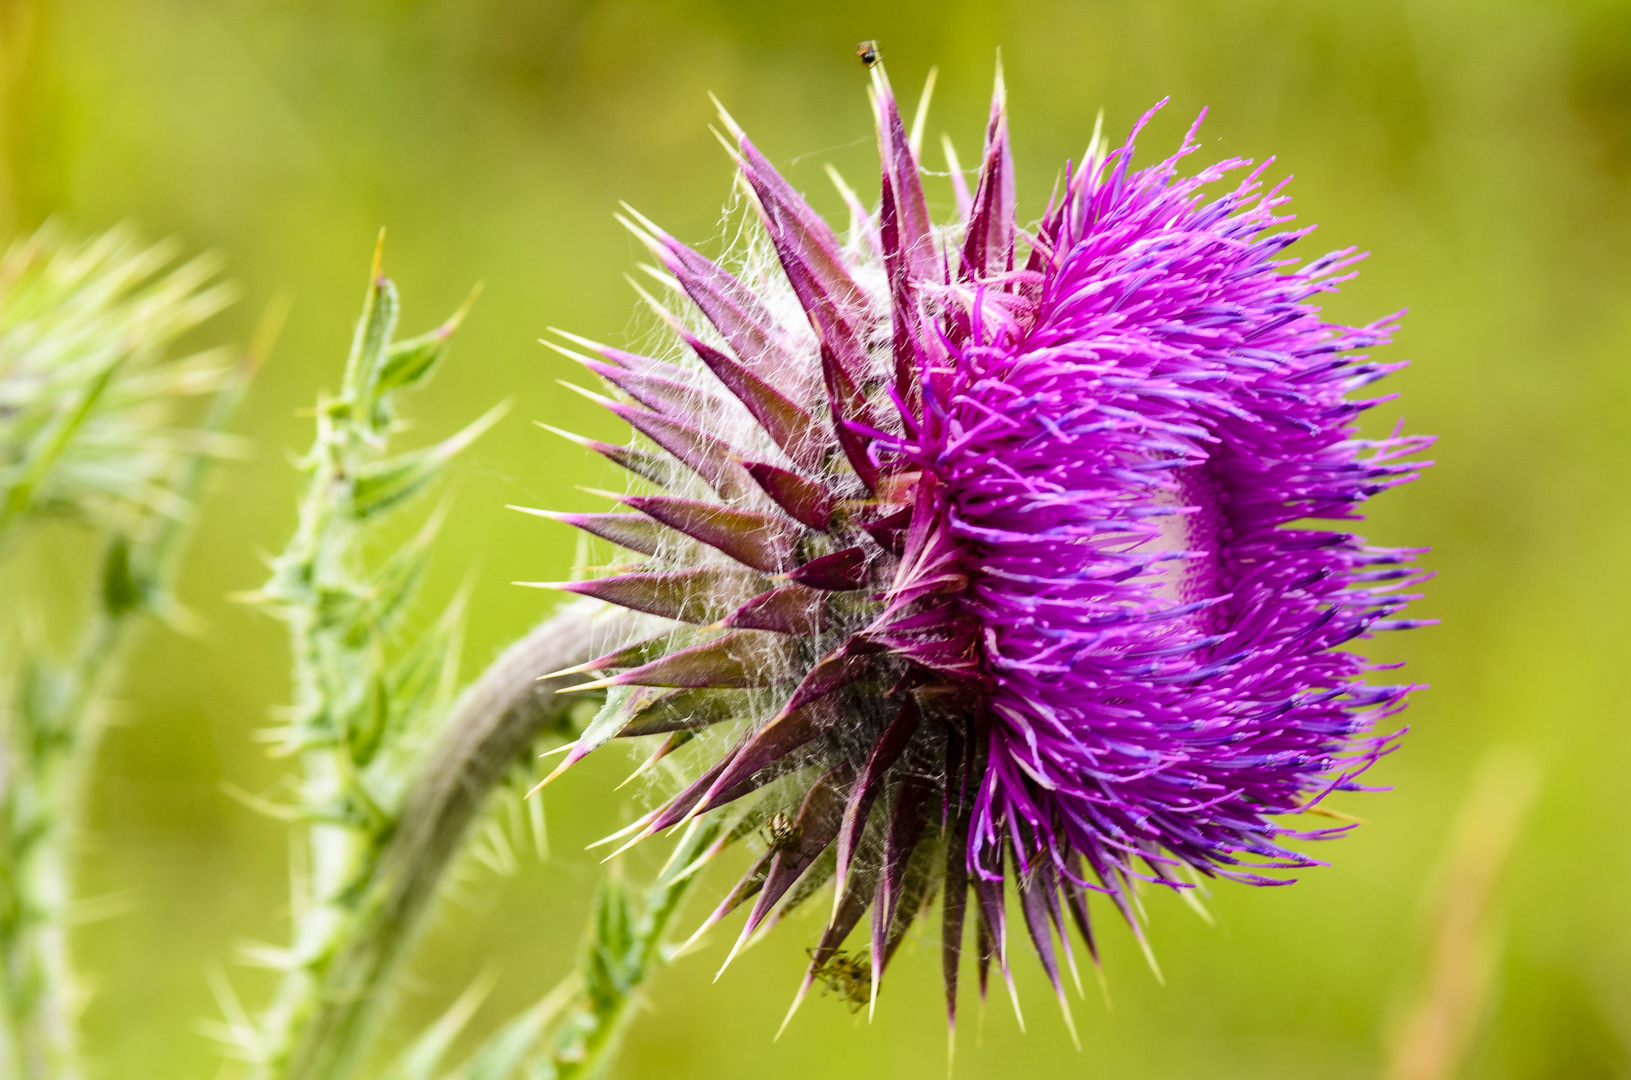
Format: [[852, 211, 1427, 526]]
[[384, 968, 497, 1080], [349, 401, 508, 519]]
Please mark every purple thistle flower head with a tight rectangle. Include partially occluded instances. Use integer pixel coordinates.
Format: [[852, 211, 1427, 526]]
[[534, 62, 1431, 1036]]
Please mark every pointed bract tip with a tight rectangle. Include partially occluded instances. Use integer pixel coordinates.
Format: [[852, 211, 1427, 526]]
[[370, 227, 386, 283], [528, 749, 587, 794], [909, 66, 938, 157], [600, 828, 653, 863], [439, 281, 482, 338], [1005, 970, 1027, 1033], [504, 504, 564, 522], [622, 274, 687, 334], [584, 812, 659, 851], [553, 674, 617, 695], [1055, 987, 1080, 1050], [538, 336, 600, 368], [1138, 934, 1165, 985], [543, 326, 612, 354], [532, 421, 595, 449], [775, 977, 815, 1041], [709, 92, 746, 141], [617, 202, 670, 242], [713, 926, 752, 983]]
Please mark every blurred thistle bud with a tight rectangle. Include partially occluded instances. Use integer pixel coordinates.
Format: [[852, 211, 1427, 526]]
[[529, 61, 1433, 1040], [0, 223, 237, 556]]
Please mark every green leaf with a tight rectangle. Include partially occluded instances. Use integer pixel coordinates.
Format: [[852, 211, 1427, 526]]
[[384, 968, 497, 1080], [581, 875, 636, 1010], [344, 256, 401, 416], [100, 534, 143, 616], [441, 973, 582, 1080], [376, 330, 448, 394], [348, 402, 509, 520], [347, 669, 390, 767]]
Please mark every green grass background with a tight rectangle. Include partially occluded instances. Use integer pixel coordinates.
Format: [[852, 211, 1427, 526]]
[[5, 0, 1630, 1076]]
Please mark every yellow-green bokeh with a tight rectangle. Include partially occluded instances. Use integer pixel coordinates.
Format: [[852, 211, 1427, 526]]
[[5, 0, 1629, 1076]]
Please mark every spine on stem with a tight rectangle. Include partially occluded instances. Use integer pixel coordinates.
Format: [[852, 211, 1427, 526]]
[[239, 238, 507, 1080]]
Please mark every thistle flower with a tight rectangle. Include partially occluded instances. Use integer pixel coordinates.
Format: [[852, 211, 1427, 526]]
[[533, 64, 1431, 1037]]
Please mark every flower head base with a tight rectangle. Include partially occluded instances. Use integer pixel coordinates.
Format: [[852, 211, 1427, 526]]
[[533, 64, 1430, 1037]]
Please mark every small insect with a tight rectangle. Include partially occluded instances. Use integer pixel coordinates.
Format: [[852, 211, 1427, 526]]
[[856, 40, 880, 68], [808, 947, 873, 1012], [761, 811, 802, 854]]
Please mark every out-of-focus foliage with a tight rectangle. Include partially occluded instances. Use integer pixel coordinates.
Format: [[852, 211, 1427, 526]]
[[5, 1, 1630, 1079], [0, 220, 244, 1080], [0, 225, 235, 554]]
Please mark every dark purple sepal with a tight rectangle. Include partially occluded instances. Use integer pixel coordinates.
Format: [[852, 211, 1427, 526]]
[[689, 850, 775, 942], [591, 629, 791, 690], [601, 400, 761, 505], [729, 760, 856, 949], [960, 73, 1016, 282], [554, 630, 679, 677], [649, 234, 799, 390], [741, 460, 837, 530], [941, 791, 970, 1035], [871, 67, 937, 286], [583, 356, 730, 425], [720, 583, 825, 636], [547, 565, 763, 624], [616, 687, 750, 738], [783, 846, 881, 1030], [869, 764, 935, 988], [537, 510, 668, 556], [1060, 851, 1101, 969], [860, 506, 911, 556], [682, 334, 826, 472], [788, 546, 868, 591], [778, 640, 878, 716], [734, 137, 874, 387], [1016, 856, 1079, 1043], [819, 343, 881, 491], [694, 695, 845, 815], [622, 494, 802, 574], [832, 697, 921, 905]]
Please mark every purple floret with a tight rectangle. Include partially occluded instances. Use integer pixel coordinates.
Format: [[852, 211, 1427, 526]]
[[884, 106, 1431, 913]]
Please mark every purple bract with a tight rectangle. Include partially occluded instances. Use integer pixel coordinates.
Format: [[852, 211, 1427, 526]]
[[531, 63, 1430, 1037]]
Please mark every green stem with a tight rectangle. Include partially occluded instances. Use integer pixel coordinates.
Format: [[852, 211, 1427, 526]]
[[563, 841, 711, 1080], [253, 602, 636, 1080], [0, 331, 262, 1079]]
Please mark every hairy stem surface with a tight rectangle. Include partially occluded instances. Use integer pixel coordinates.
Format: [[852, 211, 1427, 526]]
[[259, 602, 635, 1080]]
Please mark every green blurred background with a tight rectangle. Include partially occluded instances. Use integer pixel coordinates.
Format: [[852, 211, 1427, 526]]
[[5, 0, 1630, 1076]]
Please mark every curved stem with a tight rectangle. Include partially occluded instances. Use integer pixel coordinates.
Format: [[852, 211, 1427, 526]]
[[271, 601, 638, 1080]]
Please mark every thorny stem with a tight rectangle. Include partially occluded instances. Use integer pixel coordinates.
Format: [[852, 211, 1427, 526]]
[[259, 602, 638, 1080], [560, 842, 710, 1080], [0, 331, 265, 1080]]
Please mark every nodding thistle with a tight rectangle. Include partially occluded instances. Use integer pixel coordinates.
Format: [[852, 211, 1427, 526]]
[[531, 59, 1431, 1042]]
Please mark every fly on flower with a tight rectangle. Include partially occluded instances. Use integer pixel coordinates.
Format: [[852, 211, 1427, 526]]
[[524, 59, 1432, 1043]]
